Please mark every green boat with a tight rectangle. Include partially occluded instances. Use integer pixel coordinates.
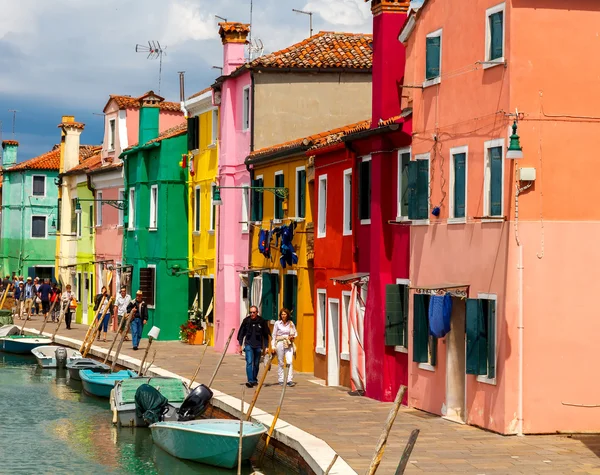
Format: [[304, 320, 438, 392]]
[[150, 419, 267, 469], [80, 369, 137, 398], [0, 335, 53, 354]]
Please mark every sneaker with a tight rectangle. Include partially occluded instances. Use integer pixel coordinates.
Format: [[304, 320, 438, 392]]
[[278, 382, 284, 386], [252, 382, 258, 387], [287, 382, 296, 387], [245, 382, 253, 388], [133, 347, 138, 351]]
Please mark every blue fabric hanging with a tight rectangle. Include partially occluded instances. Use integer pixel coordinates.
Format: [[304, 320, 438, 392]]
[[429, 294, 452, 338], [274, 221, 298, 269]]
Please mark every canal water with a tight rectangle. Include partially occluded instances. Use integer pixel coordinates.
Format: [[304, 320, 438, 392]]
[[0, 353, 294, 474]]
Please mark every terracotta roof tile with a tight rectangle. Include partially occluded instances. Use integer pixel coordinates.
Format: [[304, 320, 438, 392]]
[[66, 151, 102, 173], [146, 122, 187, 144], [58, 121, 85, 130], [88, 161, 123, 175], [103, 91, 182, 113], [9, 145, 101, 172], [187, 87, 212, 100], [1, 140, 19, 148]]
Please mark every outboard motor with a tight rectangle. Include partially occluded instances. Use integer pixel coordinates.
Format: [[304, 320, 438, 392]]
[[55, 347, 68, 369], [177, 384, 213, 421]]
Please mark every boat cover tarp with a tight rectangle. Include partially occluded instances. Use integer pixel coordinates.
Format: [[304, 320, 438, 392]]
[[121, 377, 187, 404], [135, 384, 169, 425], [0, 309, 13, 326]]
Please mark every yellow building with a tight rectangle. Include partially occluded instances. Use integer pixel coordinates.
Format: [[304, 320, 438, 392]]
[[245, 146, 314, 374], [184, 88, 218, 345]]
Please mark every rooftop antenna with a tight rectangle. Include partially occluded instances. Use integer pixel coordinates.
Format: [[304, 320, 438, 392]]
[[215, 15, 228, 22], [135, 41, 167, 94], [7, 110, 18, 138], [292, 9, 313, 38], [212, 66, 223, 73], [248, 39, 264, 60]]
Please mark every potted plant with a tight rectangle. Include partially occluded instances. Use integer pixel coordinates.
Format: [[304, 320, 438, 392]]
[[180, 312, 204, 345]]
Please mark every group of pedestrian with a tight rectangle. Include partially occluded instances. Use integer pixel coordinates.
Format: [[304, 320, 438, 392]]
[[12, 277, 62, 322]]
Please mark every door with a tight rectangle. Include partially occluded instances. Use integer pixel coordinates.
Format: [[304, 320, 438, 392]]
[[327, 299, 340, 386], [445, 297, 466, 423], [82, 272, 89, 324]]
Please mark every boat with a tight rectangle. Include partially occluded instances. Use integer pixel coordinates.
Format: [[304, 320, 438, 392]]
[[150, 419, 267, 469], [0, 325, 19, 337], [0, 335, 53, 354], [66, 358, 111, 381], [111, 376, 190, 427], [80, 369, 137, 398], [31, 345, 83, 368]]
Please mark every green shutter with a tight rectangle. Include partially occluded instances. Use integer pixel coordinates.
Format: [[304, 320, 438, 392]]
[[453, 153, 466, 218], [251, 178, 264, 221], [490, 12, 503, 60], [425, 36, 441, 79], [273, 273, 280, 319], [407, 161, 418, 220], [490, 147, 502, 216], [466, 299, 489, 375], [257, 178, 264, 220], [298, 170, 306, 218], [429, 335, 438, 367], [402, 285, 409, 347], [187, 118, 194, 150], [417, 159, 429, 219], [261, 272, 273, 320], [412, 294, 429, 363], [487, 300, 496, 379], [89, 205, 94, 228], [385, 284, 404, 346], [400, 153, 410, 217], [275, 174, 284, 219], [283, 274, 298, 324]]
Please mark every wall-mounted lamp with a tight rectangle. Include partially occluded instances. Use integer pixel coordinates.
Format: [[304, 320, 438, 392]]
[[507, 121, 524, 159], [74, 200, 82, 215]]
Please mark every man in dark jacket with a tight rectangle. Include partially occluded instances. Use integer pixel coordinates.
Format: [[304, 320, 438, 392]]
[[127, 290, 148, 350], [237, 305, 271, 388]]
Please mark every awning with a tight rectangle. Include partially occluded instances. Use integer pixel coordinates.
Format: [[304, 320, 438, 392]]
[[331, 272, 369, 284], [410, 283, 469, 297]]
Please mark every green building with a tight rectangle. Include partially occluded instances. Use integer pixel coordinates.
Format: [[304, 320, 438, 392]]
[[121, 93, 189, 340]]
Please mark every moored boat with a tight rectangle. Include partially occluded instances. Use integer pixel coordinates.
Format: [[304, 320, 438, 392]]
[[0, 325, 19, 337], [31, 346, 82, 368], [0, 336, 53, 354], [150, 419, 267, 469], [66, 358, 111, 381], [80, 369, 137, 398]]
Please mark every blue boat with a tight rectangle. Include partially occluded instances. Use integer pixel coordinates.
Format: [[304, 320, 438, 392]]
[[0, 335, 53, 354], [80, 369, 137, 398]]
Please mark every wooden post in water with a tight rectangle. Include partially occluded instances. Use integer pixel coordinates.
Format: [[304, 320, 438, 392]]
[[51, 301, 67, 342], [83, 297, 114, 357], [324, 455, 338, 475], [39, 297, 59, 336], [110, 311, 135, 372], [188, 342, 209, 387], [0, 284, 12, 310], [394, 429, 420, 475], [138, 326, 160, 376], [104, 313, 128, 364], [260, 364, 290, 462], [80, 295, 107, 353], [207, 328, 235, 387], [237, 385, 246, 475], [245, 351, 273, 421]]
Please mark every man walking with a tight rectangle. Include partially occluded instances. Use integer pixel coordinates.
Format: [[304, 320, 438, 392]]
[[114, 286, 131, 339], [23, 277, 35, 319], [37, 278, 52, 322], [237, 305, 271, 388], [126, 290, 148, 350]]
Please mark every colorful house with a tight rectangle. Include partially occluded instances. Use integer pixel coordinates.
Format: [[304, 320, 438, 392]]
[[183, 87, 219, 346], [1, 140, 60, 279], [213, 22, 373, 356], [120, 93, 189, 340], [399, 0, 600, 433]]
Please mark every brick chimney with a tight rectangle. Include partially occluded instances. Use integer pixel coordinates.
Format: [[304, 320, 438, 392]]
[[138, 91, 162, 144], [218, 22, 250, 75], [58, 116, 85, 172], [369, 0, 410, 126], [1, 140, 19, 170]]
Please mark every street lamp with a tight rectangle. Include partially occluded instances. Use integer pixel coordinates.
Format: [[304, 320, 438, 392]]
[[506, 121, 524, 159], [74, 200, 82, 215], [212, 186, 223, 206]]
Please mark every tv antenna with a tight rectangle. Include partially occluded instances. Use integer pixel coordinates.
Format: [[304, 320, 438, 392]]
[[7, 109, 18, 138], [248, 39, 264, 60], [135, 41, 167, 94], [292, 9, 313, 38]]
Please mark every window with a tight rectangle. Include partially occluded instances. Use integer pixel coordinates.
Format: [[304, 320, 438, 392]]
[[187, 116, 199, 150], [211, 109, 219, 144], [118, 189, 125, 227], [201, 277, 215, 324], [261, 271, 280, 321], [209, 183, 216, 232], [128, 187, 135, 230], [397, 149, 411, 220], [449, 147, 467, 221], [486, 3, 505, 64], [413, 293, 437, 367], [251, 176, 263, 222], [466, 295, 497, 382], [89, 205, 93, 229], [139, 266, 156, 307], [408, 154, 430, 221], [57, 198, 62, 231], [242, 86, 250, 131], [241, 184, 249, 233], [359, 157, 371, 223], [96, 190, 103, 226], [317, 174, 327, 238], [385, 281, 409, 349], [283, 273, 298, 324], [341, 291, 351, 359], [425, 29, 442, 85], [149, 185, 158, 230], [274, 171, 284, 221], [194, 186, 201, 233], [32, 176, 45, 197], [77, 210, 82, 238], [109, 119, 116, 151], [484, 140, 504, 217], [343, 169, 352, 235], [31, 216, 46, 238], [295, 167, 306, 219], [316, 289, 326, 352], [70, 199, 77, 234]]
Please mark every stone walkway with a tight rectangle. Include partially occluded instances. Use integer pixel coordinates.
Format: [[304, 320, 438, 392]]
[[18, 317, 600, 474]]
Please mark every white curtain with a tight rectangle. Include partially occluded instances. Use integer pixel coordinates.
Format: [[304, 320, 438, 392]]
[[251, 275, 263, 315], [349, 280, 367, 393]]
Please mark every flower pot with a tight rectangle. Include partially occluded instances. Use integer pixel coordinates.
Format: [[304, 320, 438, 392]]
[[187, 330, 204, 345]]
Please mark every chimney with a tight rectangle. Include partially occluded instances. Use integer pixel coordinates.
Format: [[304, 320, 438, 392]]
[[58, 116, 85, 172], [218, 22, 250, 75], [1, 140, 19, 169], [369, 0, 410, 126], [138, 91, 162, 144]]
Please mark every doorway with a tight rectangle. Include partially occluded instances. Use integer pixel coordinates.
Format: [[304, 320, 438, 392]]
[[445, 297, 466, 423], [82, 272, 89, 324], [327, 298, 340, 386]]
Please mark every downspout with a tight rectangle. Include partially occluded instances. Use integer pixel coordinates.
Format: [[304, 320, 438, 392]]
[[250, 71, 256, 152], [344, 141, 358, 274], [19, 171, 25, 274]]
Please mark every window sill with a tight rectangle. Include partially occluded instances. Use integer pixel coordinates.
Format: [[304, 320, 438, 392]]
[[411, 219, 430, 226], [423, 77, 441, 88], [149, 228, 158, 232], [127, 228, 136, 231], [107, 148, 115, 153], [482, 58, 505, 70], [476, 375, 497, 385], [208, 230, 215, 235], [360, 219, 371, 225], [394, 346, 408, 354], [481, 216, 505, 224], [273, 219, 283, 224], [117, 225, 123, 229], [447, 217, 466, 225], [315, 347, 326, 356], [241, 229, 249, 234], [192, 231, 200, 236], [340, 352, 350, 361], [317, 232, 326, 239], [31, 236, 47, 240], [418, 363, 436, 372], [207, 143, 217, 150], [395, 216, 410, 223], [342, 229, 352, 236]]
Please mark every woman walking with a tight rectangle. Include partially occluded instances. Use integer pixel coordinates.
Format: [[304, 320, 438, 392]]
[[61, 284, 76, 330], [94, 286, 112, 342], [272, 308, 297, 387]]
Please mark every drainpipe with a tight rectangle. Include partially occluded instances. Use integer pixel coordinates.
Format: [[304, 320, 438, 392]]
[[250, 71, 255, 152], [518, 243, 524, 436]]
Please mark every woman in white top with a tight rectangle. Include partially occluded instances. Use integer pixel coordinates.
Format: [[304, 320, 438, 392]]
[[272, 308, 298, 387], [60, 284, 76, 330]]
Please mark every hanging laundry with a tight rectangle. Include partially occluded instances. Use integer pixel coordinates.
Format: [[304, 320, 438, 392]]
[[429, 293, 452, 338], [258, 229, 272, 258], [274, 221, 298, 269]]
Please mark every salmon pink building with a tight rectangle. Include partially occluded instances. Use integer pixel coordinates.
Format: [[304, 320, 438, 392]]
[[401, 0, 600, 434]]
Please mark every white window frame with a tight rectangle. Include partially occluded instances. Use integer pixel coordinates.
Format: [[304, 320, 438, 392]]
[[242, 86, 250, 132], [341, 290, 351, 360], [149, 184, 158, 230], [194, 185, 201, 234], [295, 166, 306, 220], [484, 3, 506, 69], [31, 175, 46, 198], [241, 183, 249, 233], [316, 289, 327, 354], [273, 170, 284, 224], [210, 108, 219, 146], [108, 118, 116, 151], [343, 168, 352, 236], [359, 155, 371, 225], [448, 146, 468, 224], [118, 188, 125, 227], [96, 190, 103, 227], [412, 153, 431, 226], [209, 182, 216, 233], [31, 215, 47, 239], [483, 139, 505, 221], [146, 264, 157, 309], [423, 28, 443, 88], [396, 147, 411, 221], [128, 187, 135, 230], [317, 174, 327, 238], [476, 292, 498, 385], [394, 278, 410, 354]]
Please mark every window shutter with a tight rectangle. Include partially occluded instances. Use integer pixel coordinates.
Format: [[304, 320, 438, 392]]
[[417, 159, 429, 219], [202, 278, 214, 324], [283, 274, 298, 324], [194, 117, 200, 149], [359, 161, 371, 220], [257, 178, 264, 220], [487, 300, 496, 379], [261, 272, 274, 320], [453, 153, 466, 218], [273, 273, 280, 319], [490, 12, 503, 60], [385, 284, 404, 346], [298, 170, 306, 218], [407, 161, 418, 220], [187, 118, 195, 150], [425, 36, 441, 79], [402, 285, 409, 347], [275, 174, 284, 219], [139, 267, 155, 306], [57, 198, 62, 231], [28, 267, 35, 279], [430, 335, 438, 367], [490, 147, 502, 216], [466, 298, 488, 375], [412, 294, 429, 363], [248, 272, 254, 307]]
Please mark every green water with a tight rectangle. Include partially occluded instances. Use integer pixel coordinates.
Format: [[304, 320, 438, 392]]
[[0, 354, 293, 474]]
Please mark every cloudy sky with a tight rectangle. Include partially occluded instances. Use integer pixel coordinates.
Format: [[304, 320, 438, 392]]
[[0, 0, 372, 161]]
